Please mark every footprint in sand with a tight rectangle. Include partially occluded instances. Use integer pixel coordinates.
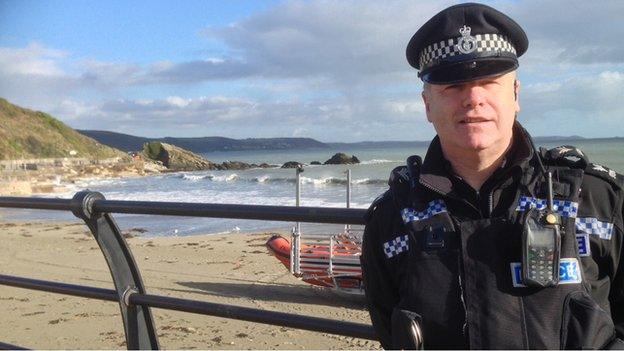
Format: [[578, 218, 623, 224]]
[[48, 318, 69, 324], [22, 311, 45, 316]]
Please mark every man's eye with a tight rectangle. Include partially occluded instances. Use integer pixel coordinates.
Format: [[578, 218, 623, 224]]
[[483, 80, 500, 86]]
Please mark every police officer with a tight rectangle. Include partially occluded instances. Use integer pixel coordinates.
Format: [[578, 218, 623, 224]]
[[361, 3, 624, 349]]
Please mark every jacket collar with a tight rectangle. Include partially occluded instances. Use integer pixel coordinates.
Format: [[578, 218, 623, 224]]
[[418, 121, 534, 196]]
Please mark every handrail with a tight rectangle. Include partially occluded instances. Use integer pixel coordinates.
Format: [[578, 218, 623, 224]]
[[0, 196, 367, 224], [0, 192, 375, 349], [0, 341, 28, 350], [0, 274, 376, 340]]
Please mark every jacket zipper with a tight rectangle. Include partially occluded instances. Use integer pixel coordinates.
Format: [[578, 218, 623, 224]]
[[419, 179, 481, 216], [419, 179, 472, 341]]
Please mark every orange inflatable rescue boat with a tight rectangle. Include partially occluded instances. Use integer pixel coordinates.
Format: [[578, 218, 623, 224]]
[[265, 234, 363, 294]]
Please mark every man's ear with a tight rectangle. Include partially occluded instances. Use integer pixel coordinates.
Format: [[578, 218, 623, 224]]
[[421, 90, 432, 122], [514, 79, 520, 113]]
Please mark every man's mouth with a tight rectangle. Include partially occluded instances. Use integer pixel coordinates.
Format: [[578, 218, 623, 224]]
[[460, 117, 490, 124]]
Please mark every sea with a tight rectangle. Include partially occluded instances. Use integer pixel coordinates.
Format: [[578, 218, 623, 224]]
[[3, 139, 624, 237]]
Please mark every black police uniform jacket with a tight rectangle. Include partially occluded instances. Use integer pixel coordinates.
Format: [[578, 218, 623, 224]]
[[361, 123, 624, 349]]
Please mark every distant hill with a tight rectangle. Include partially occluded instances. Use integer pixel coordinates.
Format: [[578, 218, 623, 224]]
[[327, 141, 430, 149], [327, 136, 591, 149], [79, 128, 614, 154], [0, 98, 125, 160], [75, 130, 151, 153], [78, 130, 328, 153]]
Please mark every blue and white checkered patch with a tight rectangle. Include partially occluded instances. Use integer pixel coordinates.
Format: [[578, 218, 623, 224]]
[[383, 235, 409, 258], [510, 258, 582, 287], [515, 196, 579, 218], [575, 217, 613, 240], [401, 199, 447, 224], [576, 233, 591, 257]]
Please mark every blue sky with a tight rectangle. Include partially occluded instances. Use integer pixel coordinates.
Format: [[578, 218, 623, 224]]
[[0, 1, 274, 63], [1, 0, 623, 142]]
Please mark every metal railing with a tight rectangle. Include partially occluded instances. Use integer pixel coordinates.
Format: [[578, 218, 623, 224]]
[[0, 191, 372, 349]]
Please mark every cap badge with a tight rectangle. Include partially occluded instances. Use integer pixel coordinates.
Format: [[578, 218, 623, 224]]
[[457, 25, 477, 54]]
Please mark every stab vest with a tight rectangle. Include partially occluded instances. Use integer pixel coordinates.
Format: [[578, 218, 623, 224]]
[[386, 151, 617, 349]]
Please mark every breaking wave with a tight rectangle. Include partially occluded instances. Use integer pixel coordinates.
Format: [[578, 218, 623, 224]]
[[359, 159, 396, 165], [175, 173, 385, 186]]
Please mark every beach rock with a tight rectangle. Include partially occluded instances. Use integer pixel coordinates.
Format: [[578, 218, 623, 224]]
[[324, 153, 360, 165], [142, 159, 167, 173], [211, 161, 275, 170], [310, 161, 321, 165], [141, 142, 218, 171], [281, 161, 303, 169], [219, 161, 252, 170]]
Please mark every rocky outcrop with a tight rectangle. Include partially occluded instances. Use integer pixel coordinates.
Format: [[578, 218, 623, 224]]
[[324, 153, 360, 165], [310, 161, 321, 165], [219, 161, 272, 170], [220, 161, 252, 170], [281, 161, 304, 169], [141, 142, 217, 171], [140, 141, 275, 171]]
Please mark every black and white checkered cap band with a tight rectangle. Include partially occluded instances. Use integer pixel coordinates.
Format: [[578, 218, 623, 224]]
[[419, 33, 517, 70]]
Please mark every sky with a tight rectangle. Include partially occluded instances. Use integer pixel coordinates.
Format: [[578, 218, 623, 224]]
[[0, 0, 623, 142]]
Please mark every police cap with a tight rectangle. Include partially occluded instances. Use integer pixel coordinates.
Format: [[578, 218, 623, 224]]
[[406, 3, 528, 84]]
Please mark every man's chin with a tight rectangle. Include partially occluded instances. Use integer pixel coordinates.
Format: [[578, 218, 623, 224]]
[[456, 137, 492, 151]]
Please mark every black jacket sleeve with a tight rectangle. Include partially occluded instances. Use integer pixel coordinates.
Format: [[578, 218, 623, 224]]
[[611, 222, 624, 339], [361, 200, 400, 349]]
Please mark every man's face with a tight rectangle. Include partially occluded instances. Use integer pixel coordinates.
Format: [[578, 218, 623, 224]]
[[422, 72, 520, 152]]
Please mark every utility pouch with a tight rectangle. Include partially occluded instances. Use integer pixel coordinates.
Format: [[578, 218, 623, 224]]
[[391, 308, 424, 350], [561, 290, 617, 349]]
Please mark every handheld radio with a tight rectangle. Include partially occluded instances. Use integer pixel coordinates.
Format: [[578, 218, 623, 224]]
[[521, 172, 561, 287]]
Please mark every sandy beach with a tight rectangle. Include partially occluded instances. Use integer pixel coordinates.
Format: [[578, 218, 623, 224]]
[[0, 219, 379, 349]]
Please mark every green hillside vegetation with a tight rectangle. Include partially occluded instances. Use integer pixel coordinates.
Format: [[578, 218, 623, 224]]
[[0, 98, 125, 160]]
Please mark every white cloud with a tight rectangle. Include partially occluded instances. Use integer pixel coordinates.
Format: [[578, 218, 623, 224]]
[[292, 127, 308, 137], [49, 93, 433, 141], [0, 42, 67, 76], [508, 0, 624, 65], [165, 96, 190, 108], [520, 70, 624, 137], [1, 1, 623, 140], [385, 100, 425, 116], [79, 60, 143, 86]]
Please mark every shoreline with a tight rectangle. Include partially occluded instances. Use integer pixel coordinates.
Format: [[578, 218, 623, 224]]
[[0, 220, 377, 349], [0, 159, 159, 197]]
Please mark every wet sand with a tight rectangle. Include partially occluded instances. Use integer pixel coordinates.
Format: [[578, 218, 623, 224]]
[[0, 220, 379, 349]]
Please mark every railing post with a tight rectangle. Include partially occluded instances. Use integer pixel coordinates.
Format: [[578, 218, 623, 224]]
[[345, 169, 351, 209], [295, 165, 303, 235], [70, 191, 159, 350], [291, 165, 304, 275], [345, 169, 352, 232]]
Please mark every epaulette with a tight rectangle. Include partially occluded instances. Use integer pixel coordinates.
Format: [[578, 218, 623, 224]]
[[365, 156, 422, 222], [539, 145, 589, 169], [389, 165, 410, 187], [540, 145, 624, 189], [389, 155, 423, 209], [584, 162, 624, 189], [387, 165, 410, 206], [364, 165, 408, 222]]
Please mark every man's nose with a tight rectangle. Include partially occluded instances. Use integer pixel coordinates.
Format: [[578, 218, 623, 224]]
[[462, 85, 486, 108]]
